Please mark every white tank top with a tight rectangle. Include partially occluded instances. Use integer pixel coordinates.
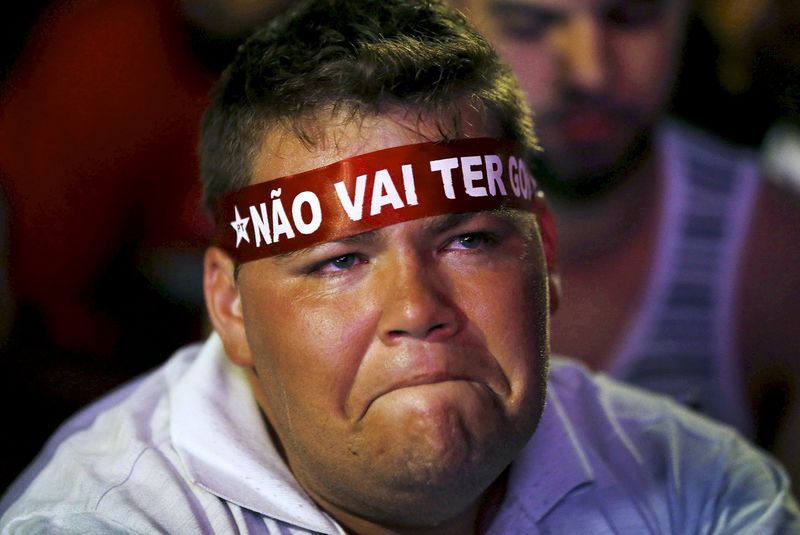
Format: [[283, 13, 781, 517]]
[[608, 120, 759, 437]]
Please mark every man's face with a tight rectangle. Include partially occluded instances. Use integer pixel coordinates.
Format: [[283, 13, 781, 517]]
[[210, 108, 553, 527], [467, 0, 689, 194]]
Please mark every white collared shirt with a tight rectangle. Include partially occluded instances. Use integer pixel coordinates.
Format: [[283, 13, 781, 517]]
[[2, 335, 798, 534]]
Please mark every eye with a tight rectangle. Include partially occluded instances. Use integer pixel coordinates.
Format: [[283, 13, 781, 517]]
[[491, 3, 566, 41], [310, 253, 367, 275], [446, 232, 497, 251], [604, 0, 665, 28]]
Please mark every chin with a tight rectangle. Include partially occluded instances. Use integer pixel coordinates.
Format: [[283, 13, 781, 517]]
[[384, 408, 530, 498], [363, 384, 522, 475], [537, 137, 653, 200], [357, 443, 512, 528], [297, 390, 544, 529]]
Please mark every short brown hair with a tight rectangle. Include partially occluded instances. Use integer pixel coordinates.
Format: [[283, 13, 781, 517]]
[[199, 0, 538, 215]]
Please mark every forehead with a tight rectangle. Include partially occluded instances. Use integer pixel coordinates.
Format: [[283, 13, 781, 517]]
[[214, 106, 543, 264], [251, 106, 502, 186]]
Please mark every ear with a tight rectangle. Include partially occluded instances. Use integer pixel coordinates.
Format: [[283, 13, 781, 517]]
[[547, 269, 561, 315], [532, 191, 561, 314], [204, 247, 254, 367]]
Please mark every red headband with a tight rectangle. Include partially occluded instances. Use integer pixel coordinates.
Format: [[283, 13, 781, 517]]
[[214, 138, 557, 268]]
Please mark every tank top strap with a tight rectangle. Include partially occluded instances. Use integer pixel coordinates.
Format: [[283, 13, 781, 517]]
[[610, 120, 758, 437]]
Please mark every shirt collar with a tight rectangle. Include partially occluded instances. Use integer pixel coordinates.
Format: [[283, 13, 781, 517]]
[[170, 334, 341, 534], [491, 370, 596, 529]]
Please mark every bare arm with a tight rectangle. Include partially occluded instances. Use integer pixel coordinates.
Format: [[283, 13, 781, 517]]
[[740, 177, 800, 488]]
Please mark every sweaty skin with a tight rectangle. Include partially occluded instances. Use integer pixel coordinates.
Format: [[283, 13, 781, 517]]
[[205, 106, 559, 534]]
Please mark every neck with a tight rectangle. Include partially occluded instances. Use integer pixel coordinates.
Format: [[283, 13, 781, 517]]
[[327, 470, 509, 535], [549, 147, 662, 264]]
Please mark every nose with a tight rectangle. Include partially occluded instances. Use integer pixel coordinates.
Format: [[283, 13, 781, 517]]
[[552, 13, 608, 92], [376, 252, 460, 345]]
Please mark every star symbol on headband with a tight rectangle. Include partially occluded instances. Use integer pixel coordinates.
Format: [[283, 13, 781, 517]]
[[230, 206, 250, 247]]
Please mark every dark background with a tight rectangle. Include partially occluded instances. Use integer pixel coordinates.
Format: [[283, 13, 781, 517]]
[[1, 0, 798, 494]]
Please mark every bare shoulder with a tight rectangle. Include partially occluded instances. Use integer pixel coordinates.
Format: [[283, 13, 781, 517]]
[[738, 176, 800, 466], [747, 176, 800, 257], [739, 175, 800, 359]]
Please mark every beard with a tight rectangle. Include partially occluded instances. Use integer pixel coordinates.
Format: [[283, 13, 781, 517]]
[[530, 90, 658, 203], [533, 130, 654, 201]]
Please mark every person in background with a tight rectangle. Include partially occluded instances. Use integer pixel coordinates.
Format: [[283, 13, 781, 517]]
[[0, 0, 292, 492], [453, 0, 800, 483], [1, 1, 797, 531]]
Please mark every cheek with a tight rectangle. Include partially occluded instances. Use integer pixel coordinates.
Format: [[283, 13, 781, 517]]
[[496, 41, 559, 112], [610, 27, 683, 107], [453, 259, 549, 382], [245, 286, 379, 422]]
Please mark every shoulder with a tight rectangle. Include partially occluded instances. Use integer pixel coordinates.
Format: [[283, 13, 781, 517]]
[[737, 170, 800, 403], [549, 356, 763, 458], [672, 117, 800, 352], [738, 173, 800, 480], [548, 356, 736, 455], [0, 342, 205, 532], [740, 176, 800, 340], [1, 511, 145, 534], [547, 358, 800, 531], [549, 356, 741, 442]]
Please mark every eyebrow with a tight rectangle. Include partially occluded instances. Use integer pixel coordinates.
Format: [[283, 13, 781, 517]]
[[270, 213, 479, 265], [418, 212, 480, 237], [491, 0, 567, 18], [269, 228, 384, 264]]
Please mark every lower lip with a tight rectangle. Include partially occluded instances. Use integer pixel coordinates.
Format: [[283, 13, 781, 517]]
[[385, 380, 492, 406], [361, 380, 495, 421], [393, 377, 471, 392], [380, 379, 486, 403]]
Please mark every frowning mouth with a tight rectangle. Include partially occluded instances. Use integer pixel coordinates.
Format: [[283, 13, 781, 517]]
[[356, 373, 503, 422], [385, 373, 479, 395], [347, 345, 513, 423]]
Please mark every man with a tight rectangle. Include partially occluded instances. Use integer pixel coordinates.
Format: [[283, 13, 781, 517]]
[[454, 0, 800, 480], [1, 0, 798, 532]]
